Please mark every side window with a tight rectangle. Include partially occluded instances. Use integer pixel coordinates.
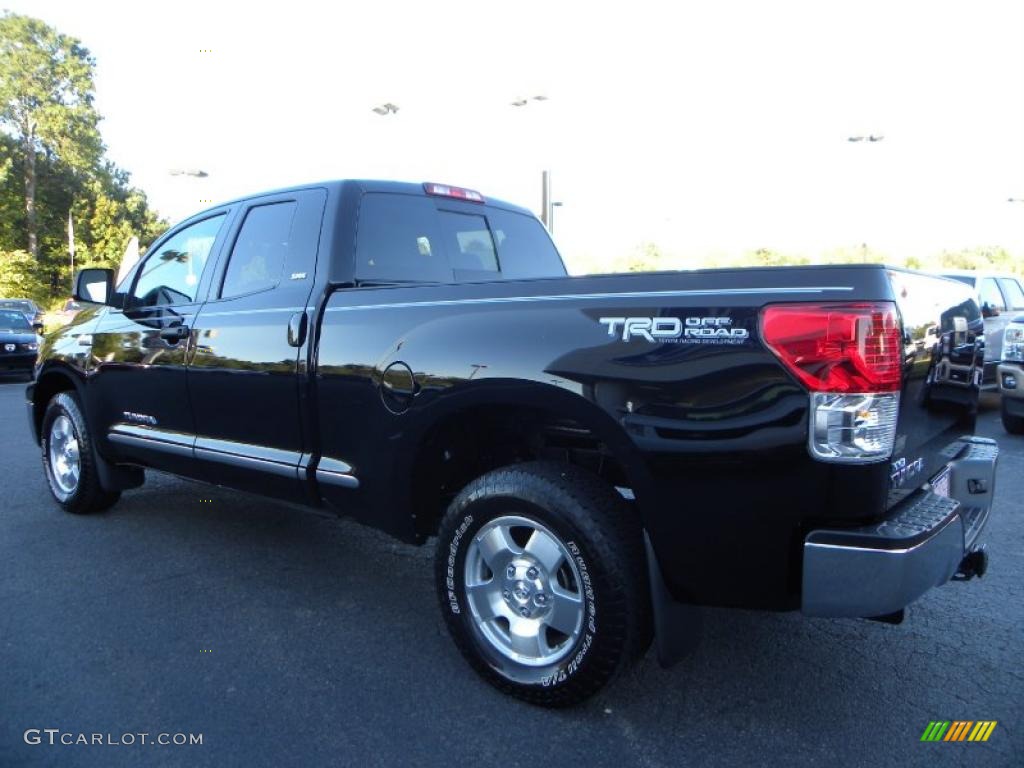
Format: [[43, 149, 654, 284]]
[[355, 194, 451, 283], [438, 211, 498, 277], [221, 202, 297, 298], [998, 278, 1024, 310], [132, 215, 225, 307], [978, 278, 1006, 311]]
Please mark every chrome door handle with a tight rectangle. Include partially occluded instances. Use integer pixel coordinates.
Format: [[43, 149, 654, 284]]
[[288, 312, 307, 347], [159, 325, 189, 343]]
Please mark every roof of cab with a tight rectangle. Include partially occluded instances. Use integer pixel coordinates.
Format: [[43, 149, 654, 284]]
[[191, 179, 535, 220]]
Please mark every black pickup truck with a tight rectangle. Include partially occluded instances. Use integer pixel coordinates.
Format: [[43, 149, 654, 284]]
[[27, 180, 998, 706]]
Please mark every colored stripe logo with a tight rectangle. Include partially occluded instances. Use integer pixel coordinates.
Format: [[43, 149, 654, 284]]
[[921, 721, 997, 742]]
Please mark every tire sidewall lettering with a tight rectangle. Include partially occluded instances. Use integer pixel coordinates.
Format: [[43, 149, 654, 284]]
[[446, 514, 474, 614], [540, 539, 597, 688]]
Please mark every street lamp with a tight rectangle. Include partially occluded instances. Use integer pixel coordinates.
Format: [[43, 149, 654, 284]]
[[169, 168, 209, 177], [549, 201, 563, 233], [372, 102, 399, 115], [511, 96, 560, 229]]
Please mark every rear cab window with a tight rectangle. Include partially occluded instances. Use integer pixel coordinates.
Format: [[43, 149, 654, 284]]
[[354, 192, 565, 284]]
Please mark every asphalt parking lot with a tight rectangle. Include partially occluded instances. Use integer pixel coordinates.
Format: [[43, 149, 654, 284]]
[[1, 379, 1021, 768]]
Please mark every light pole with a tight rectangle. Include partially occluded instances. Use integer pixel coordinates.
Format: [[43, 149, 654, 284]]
[[371, 103, 399, 116], [512, 96, 561, 230], [169, 168, 209, 178]]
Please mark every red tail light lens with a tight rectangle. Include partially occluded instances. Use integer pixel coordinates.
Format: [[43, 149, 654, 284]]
[[760, 302, 902, 392]]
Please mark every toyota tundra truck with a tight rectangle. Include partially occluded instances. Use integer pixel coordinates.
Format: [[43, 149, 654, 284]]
[[26, 180, 999, 706]]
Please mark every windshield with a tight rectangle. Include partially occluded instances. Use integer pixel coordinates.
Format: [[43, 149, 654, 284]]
[[0, 310, 32, 331], [0, 300, 33, 313]]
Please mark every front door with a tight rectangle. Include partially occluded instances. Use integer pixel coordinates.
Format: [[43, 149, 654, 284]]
[[88, 211, 231, 476]]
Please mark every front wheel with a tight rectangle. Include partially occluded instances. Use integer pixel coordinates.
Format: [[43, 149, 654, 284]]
[[41, 391, 121, 514], [435, 462, 651, 707], [1002, 397, 1024, 435]]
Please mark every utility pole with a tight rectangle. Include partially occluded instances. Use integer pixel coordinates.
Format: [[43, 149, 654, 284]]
[[541, 170, 551, 228], [67, 209, 75, 293]]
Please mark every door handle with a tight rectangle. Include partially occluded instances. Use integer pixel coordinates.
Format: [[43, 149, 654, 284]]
[[159, 325, 190, 343], [287, 312, 307, 347]]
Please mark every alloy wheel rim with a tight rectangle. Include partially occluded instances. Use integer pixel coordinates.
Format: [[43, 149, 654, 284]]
[[48, 414, 81, 495], [463, 515, 585, 672]]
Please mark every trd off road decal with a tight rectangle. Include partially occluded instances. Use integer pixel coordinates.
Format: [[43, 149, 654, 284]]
[[599, 315, 750, 345]]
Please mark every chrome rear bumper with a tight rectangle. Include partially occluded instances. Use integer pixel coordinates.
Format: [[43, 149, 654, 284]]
[[802, 437, 998, 618]]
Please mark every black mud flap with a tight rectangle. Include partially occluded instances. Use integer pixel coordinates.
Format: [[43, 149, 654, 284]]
[[644, 532, 702, 667]]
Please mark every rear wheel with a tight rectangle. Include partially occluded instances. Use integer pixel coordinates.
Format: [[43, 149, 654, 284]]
[[1002, 397, 1024, 434], [435, 461, 651, 706], [41, 391, 120, 514]]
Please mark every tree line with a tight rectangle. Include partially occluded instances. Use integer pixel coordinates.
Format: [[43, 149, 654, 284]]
[[0, 12, 166, 307]]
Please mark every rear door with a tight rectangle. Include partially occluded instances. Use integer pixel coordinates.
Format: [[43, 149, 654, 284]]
[[186, 188, 326, 501]]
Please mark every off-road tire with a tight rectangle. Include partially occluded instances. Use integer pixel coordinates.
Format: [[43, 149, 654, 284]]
[[435, 461, 651, 707], [41, 391, 121, 514], [1002, 397, 1024, 435]]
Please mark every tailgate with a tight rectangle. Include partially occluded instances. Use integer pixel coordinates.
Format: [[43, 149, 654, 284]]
[[886, 270, 983, 507]]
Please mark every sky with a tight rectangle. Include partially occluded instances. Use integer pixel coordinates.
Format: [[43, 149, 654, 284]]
[[6, 0, 1024, 270]]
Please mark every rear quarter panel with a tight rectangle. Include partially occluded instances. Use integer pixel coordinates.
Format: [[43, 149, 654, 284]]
[[313, 266, 904, 607]]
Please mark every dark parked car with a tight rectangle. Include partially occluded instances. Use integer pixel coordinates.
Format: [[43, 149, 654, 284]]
[[27, 180, 999, 706], [0, 309, 41, 378], [0, 298, 44, 328]]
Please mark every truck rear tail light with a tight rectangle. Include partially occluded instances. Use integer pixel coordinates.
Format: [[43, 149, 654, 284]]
[[808, 392, 899, 463], [423, 182, 485, 203], [761, 302, 903, 464], [760, 302, 901, 393]]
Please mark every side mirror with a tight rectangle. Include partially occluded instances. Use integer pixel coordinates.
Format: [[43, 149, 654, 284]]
[[74, 268, 115, 305]]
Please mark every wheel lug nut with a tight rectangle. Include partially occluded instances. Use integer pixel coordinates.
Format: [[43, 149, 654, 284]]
[[502, 589, 511, 601], [519, 607, 529, 617], [527, 567, 539, 579], [534, 593, 547, 606], [506, 565, 516, 578]]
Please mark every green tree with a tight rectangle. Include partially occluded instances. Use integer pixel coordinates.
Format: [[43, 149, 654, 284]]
[[0, 12, 102, 260], [625, 241, 665, 272], [0, 249, 47, 303], [746, 248, 810, 267], [936, 246, 1021, 275]]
